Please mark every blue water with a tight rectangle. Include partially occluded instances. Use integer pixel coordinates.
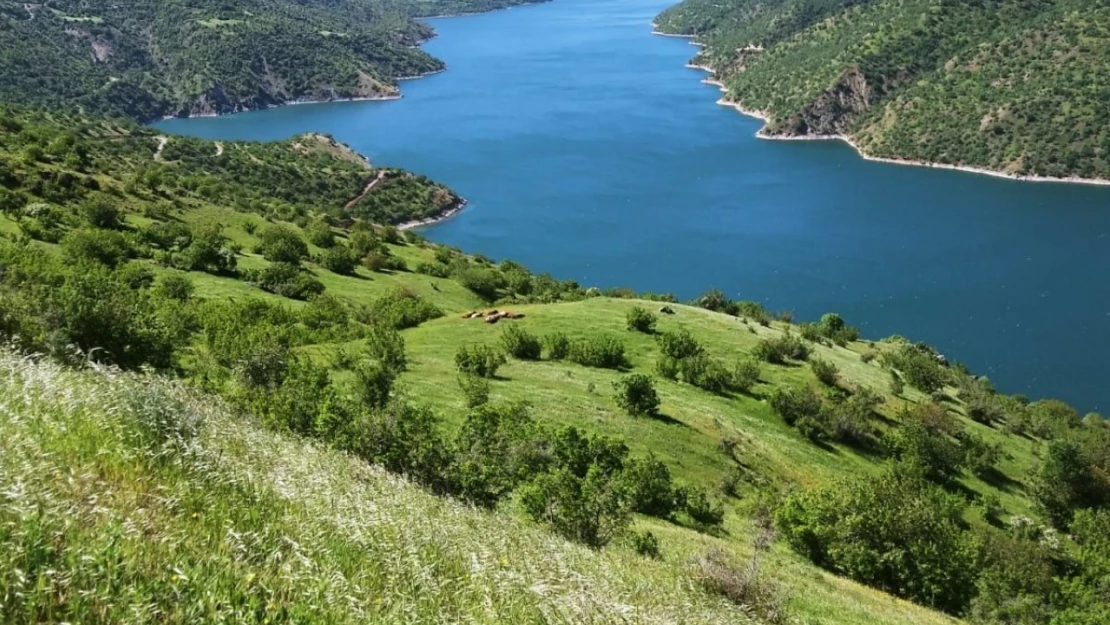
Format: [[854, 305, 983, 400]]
[[156, 0, 1110, 411]]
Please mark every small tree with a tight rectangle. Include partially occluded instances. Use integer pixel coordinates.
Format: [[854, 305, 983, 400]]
[[614, 373, 660, 417], [890, 370, 905, 396], [258, 225, 308, 264], [626, 306, 657, 333], [543, 332, 570, 360], [457, 373, 491, 408]]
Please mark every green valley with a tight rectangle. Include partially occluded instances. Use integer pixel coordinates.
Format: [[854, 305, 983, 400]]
[[655, 0, 1110, 181]]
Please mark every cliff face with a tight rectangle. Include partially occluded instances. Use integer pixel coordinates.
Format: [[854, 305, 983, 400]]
[[766, 66, 871, 137]]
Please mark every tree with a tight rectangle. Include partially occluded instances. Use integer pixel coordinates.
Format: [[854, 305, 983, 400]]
[[626, 306, 657, 333]]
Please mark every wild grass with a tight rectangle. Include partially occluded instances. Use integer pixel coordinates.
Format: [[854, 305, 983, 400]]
[[0, 349, 760, 624]]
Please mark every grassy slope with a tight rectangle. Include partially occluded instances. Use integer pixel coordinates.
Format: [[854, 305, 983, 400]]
[[1, 194, 1042, 623]]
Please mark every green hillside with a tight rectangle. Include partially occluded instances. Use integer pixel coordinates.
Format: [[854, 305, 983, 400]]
[[655, 0, 1110, 181], [2, 100, 1109, 625], [0, 0, 547, 120]]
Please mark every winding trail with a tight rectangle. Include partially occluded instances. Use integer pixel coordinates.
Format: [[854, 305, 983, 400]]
[[344, 170, 387, 209], [153, 136, 168, 161], [214, 142, 224, 157], [24, 3, 35, 20]]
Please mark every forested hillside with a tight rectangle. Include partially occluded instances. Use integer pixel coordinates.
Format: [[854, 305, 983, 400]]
[[0, 0, 547, 121], [656, 0, 1110, 180]]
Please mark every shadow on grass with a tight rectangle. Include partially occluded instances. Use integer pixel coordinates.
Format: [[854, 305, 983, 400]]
[[978, 467, 1023, 493], [647, 411, 689, 428]]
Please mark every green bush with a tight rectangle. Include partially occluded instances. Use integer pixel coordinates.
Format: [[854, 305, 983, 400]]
[[732, 358, 761, 393], [455, 343, 506, 378], [61, 228, 131, 268], [618, 454, 678, 517], [810, 357, 838, 386], [656, 328, 703, 360], [457, 373, 491, 408], [626, 306, 657, 333], [769, 386, 822, 427], [887, 344, 947, 393], [415, 261, 449, 278], [80, 194, 121, 229], [258, 225, 308, 264], [250, 262, 325, 300], [363, 288, 442, 330], [155, 274, 194, 302], [681, 353, 732, 394], [775, 466, 978, 613], [304, 219, 336, 248], [630, 531, 662, 559], [543, 332, 570, 360], [501, 325, 542, 360], [456, 266, 502, 300], [613, 373, 660, 417], [318, 245, 357, 275], [568, 336, 625, 369], [886, 405, 966, 484], [683, 486, 725, 527], [451, 402, 546, 507], [753, 332, 809, 364]]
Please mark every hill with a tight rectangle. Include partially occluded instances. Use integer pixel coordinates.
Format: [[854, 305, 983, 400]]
[[654, 0, 1110, 181], [0, 0, 547, 121], [2, 105, 1109, 624]]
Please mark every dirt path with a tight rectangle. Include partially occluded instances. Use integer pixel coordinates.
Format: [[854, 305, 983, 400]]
[[24, 3, 35, 20], [153, 136, 168, 161], [344, 170, 387, 209], [214, 142, 224, 157]]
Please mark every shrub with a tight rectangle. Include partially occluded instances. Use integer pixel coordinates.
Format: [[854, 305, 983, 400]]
[[769, 386, 822, 427], [568, 336, 625, 369], [456, 266, 501, 300], [364, 288, 443, 330], [732, 358, 761, 393], [251, 263, 325, 300], [455, 343, 506, 378], [501, 325, 542, 360], [754, 332, 809, 364], [81, 195, 121, 229], [631, 531, 662, 560], [349, 230, 381, 257], [364, 251, 406, 272], [626, 306, 657, 333], [684, 487, 725, 526], [457, 373, 491, 408], [655, 355, 680, 380], [618, 454, 678, 517], [380, 224, 402, 244], [156, 274, 195, 302], [61, 228, 131, 267], [776, 467, 978, 613], [452, 402, 546, 507], [415, 261, 449, 278], [887, 407, 966, 484], [656, 328, 702, 360], [519, 466, 631, 548], [887, 344, 947, 393], [543, 332, 570, 360], [258, 225, 308, 264], [352, 360, 397, 410], [890, 370, 905, 396], [177, 225, 236, 274], [613, 373, 660, 417], [305, 219, 335, 248], [810, 357, 838, 386], [665, 352, 725, 393], [364, 323, 407, 373], [343, 401, 452, 492], [318, 245, 357, 275], [694, 550, 789, 624]]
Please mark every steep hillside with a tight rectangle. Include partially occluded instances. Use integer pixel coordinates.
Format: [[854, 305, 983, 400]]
[[656, 0, 1110, 181], [0, 0, 547, 120], [2, 108, 1109, 625]]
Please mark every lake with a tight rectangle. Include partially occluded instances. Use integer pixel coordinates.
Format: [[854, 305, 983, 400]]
[[155, 0, 1110, 412]]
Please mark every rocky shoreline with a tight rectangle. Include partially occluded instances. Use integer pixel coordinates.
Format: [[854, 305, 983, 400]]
[[681, 61, 1110, 187], [398, 198, 468, 231]]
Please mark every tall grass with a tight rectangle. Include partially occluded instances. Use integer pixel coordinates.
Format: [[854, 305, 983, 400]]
[[0, 350, 754, 624]]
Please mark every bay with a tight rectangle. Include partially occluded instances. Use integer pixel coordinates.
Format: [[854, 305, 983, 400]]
[[155, 0, 1110, 411]]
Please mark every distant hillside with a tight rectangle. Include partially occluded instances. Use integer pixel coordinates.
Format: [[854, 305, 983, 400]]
[[655, 0, 1110, 181], [0, 0, 547, 121]]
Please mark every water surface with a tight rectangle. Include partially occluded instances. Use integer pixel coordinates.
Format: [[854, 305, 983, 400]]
[[157, 0, 1110, 411]]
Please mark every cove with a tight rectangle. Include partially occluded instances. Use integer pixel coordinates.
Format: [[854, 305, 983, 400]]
[[155, 0, 1110, 412]]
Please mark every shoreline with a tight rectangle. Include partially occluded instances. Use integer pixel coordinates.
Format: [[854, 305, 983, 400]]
[[686, 64, 1110, 187], [398, 199, 468, 231]]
